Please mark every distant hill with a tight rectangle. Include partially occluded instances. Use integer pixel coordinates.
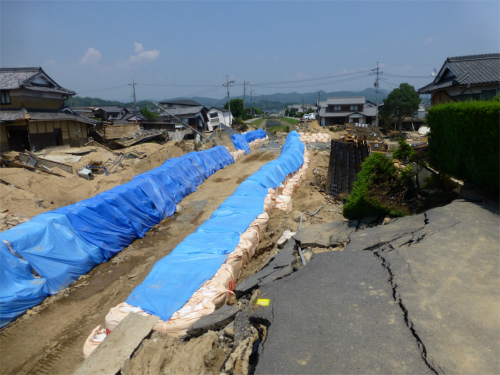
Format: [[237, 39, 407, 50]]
[[65, 88, 392, 112]]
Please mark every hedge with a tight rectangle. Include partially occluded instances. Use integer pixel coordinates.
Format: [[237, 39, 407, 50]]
[[426, 100, 499, 193]]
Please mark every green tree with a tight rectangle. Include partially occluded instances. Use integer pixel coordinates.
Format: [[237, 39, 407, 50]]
[[381, 83, 420, 135], [140, 108, 159, 121], [224, 98, 247, 120]]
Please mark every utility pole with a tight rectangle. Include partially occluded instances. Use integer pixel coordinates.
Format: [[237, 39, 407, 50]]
[[243, 79, 246, 110], [129, 79, 138, 123], [370, 62, 383, 127], [223, 76, 235, 127]]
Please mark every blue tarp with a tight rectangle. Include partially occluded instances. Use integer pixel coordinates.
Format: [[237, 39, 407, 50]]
[[0, 146, 234, 328], [231, 129, 267, 155], [126, 132, 304, 321]]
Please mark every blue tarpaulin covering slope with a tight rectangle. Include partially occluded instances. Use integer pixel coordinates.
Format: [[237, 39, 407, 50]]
[[127, 132, 304, 321], [230, 129, 266, 155], [0, 146, 234, 328]]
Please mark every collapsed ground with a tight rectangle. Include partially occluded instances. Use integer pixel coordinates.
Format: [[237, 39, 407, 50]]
[[0, 123, 345, 375]]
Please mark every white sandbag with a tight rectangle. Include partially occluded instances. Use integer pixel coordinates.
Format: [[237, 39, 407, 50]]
[[153, 299, 216, 337], [250, 212, 269, 241], [83, 325, 110, 359], [241, 227, 259, 258], [235, 236, 255, 264], [105, 302, 151, 331], [276, 195, 293, 213], [226, 247, 245, 279]]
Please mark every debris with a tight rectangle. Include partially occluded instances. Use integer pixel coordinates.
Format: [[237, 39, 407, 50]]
[[77, 168, 94, 180], [2, 158, 66, 177], [277, 230, 296, 247], [255, 299, 270, 307]]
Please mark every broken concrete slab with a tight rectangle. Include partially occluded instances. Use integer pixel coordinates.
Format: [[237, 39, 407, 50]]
[[378, 200, 500, 375], [252, 251, 434, 375], [235, 239, 296, 297], [345, 214, 425, 252], [73, 312, 158, 375], [292, 220, 358, 248], [185, 304, 240, 338]]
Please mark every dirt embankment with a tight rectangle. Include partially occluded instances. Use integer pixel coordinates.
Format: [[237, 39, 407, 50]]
[[0, 141, 191, 231], [0, 128, 347, 375]]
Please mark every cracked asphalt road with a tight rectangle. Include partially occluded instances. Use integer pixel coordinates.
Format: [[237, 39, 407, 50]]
[[251, 200, 500, 374]]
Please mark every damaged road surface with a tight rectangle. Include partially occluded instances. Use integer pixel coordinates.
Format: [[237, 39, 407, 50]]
[[251, 200, 500, 374]]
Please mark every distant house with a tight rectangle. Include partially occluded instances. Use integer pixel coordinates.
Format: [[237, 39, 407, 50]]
[[158, 99, 203, 109], [418, 53, 500, 105], [92, 106, 128, 121], [287, 104, 317, 114], [317, 97, 377, 127], [0, 67, 96, 152], [206, 107, 233, 131], [158, 105, 209, 133]]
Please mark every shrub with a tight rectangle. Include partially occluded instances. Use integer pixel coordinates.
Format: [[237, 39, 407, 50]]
[[426, 100, 499, 193], [343, 153, 413, 219], [392, 137, 415, 163]]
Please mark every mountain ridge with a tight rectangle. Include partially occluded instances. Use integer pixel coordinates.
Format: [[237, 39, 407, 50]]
[[65, 88, 390, 111]]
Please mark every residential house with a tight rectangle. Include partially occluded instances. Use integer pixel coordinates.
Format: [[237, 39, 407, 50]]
[[317, 97, 377, 127], [287, 104, 317, 114], [206, 107, 233, 131], [158, 105, 208, 133], [418, 54, 500, 105], [92, 106, 129, 121], [158, 99, 203, 109], [0, 67, 96, 152]]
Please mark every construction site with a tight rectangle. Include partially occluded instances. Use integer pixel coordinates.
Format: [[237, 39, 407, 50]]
[[0, 119, 498, 375]]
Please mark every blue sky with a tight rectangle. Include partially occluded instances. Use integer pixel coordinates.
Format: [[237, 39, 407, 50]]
[[1, 0, 499, 102]]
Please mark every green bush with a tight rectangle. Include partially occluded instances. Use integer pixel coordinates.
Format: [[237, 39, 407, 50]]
[[426, 100, 499, 192], [392, 137, 415, 163], [343, 153, 412, 219]]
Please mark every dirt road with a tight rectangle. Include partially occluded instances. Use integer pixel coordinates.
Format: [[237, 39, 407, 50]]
[[0, 148, 279, 375]]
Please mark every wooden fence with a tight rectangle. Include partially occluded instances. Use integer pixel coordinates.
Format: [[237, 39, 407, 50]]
[[326, 140, 370, 197]]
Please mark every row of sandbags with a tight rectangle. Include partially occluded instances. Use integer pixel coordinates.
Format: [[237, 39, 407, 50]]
[[0, 146, 235, 328], [230, 135, 269, 161], [83, 132, 307, 357], [298, 132, 332, 144]]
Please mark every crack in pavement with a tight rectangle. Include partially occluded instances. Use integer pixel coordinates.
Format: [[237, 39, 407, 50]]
[[371, 249, 440, 375]]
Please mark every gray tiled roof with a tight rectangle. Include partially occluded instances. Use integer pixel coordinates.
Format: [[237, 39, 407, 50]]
[[0, 67, 75, 95], [159, 99, 202, 106], [161, 106, 205, 116], [0, 108, 97, 125], [93, 105, 125, 113], [419, 54, 500, 93], [326, 97, 365, 105]]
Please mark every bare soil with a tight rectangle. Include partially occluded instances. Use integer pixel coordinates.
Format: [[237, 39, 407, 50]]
[[0, 127, 347, 375]]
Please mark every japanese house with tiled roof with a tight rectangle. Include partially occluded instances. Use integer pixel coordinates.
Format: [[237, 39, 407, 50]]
[[316, 97, 378, 127], [0, 67, 97, 152], [418, 54, 500, 105]]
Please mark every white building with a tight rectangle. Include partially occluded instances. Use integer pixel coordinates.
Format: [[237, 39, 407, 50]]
[[206, 107, 233, 131]]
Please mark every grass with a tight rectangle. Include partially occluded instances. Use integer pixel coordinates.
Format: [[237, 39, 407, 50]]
[[282, 117, 300, 125], [252, 118, 264, 127], [268, 125, 290, 134]]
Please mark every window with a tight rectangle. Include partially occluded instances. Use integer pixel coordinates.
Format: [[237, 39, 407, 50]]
[[350, 105, 358, 111], [210, 112, 219, 118], [1, 90, 11, 105], [481, 89, 497, 100], [333, 105, 341, 111]]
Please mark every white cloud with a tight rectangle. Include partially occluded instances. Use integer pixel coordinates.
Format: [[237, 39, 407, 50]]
[[134, 42, 144, 53], [79, 47, 102, 65], [128, 43, 160, 63]]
